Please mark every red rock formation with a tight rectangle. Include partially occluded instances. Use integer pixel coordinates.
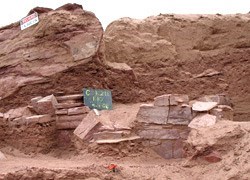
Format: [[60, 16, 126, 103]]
[[0, 3, 137, 112]]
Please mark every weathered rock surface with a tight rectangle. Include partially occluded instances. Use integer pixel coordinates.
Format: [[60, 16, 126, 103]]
[[0, 3, 137, 112], [104, 14, 250, 121], [188, 113, 217, 129], [137, 104, 168, 124], [74, 111, 100, 140]]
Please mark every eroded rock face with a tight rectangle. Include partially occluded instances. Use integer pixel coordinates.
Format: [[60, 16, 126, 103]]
[[0, 3, 137, 112], [104, 14, 250, 121]]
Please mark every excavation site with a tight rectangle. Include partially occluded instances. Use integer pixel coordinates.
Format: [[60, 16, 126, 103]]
[[0, 3, 250, 180]]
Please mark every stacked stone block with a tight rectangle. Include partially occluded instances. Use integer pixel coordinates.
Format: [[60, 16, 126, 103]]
[[136, 94, 192, 159], [136, 94, 233, 159]]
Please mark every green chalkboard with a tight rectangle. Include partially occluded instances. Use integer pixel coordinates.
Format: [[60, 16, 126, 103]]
[[83, 88, 112, 110]]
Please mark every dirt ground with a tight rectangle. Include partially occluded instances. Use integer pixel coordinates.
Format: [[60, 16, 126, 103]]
[[1, 104, 249, 180]]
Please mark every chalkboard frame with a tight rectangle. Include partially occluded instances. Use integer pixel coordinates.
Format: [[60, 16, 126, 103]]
[[83, 88, 112, 110]]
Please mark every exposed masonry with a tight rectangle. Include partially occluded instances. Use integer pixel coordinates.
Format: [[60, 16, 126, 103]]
[[134, 94, 233, 159], [0, 93, 233, 158]]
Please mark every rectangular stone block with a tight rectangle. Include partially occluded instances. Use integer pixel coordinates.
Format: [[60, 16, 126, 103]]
[[11, 115, 52, 125], [32, 95, 58, 115], [68, 106, 90, 115], [55, 102, 83, 109], [168, 105, 192, 125], [152, 140, 173, 159], [138, 129, 180, 140], [74, 111, 100, 140], [56, 94, 83, 101], [93, 131, 130, 141], [137, 104, 168, 124], [55, 109, 68, 115], [154, 94, 170, 107], [170, 94, 189, 105], [25, 115, 52, 124], [173, 139, 185, 158], [56, 121, 81, 130], [56, 114, 86, 123]]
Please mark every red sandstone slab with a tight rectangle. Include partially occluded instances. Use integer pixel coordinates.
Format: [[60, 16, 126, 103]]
[[95, 136, 140, 144], [74, 111, 100, 140], [32, 95, 58, 115], [68, 106, 90, 115], [138, 129, 180, 140], [55, 102, 83, 109], [137, 104, 168, 124], [56, 94, 83, 101], [168, 105, 193, 125]]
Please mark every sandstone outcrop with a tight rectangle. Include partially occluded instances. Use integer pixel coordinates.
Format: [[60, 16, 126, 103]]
[[0, 3, 137, 112], [104, 14, 250, 121]]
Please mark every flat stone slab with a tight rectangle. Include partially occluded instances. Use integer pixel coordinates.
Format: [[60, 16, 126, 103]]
[[57, 121, 81, 130], [168, 105, 193, 125], [11, 115, 52, 125], [137, 104, 168, 124], [55, 102, 83, 109], [154, 95, 170, 107], [93, 130, 130, 141], [55, 109, 68, 115], [169, 94, 189, 105], [192, 101, 218, 112], [68, 106, 90, 115], [154, 94, 189, 106], [74, 111, 100, 140], [56, 94, 83, 101], [188, 113, 217, 129], [56, 114, 86, 123], [198, 94, 231, 106], [138, 129, 180, 140], [95, 136, 140, 144]]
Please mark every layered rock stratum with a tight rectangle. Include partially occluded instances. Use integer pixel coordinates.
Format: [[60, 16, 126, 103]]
[[104, 14, 250, 121]]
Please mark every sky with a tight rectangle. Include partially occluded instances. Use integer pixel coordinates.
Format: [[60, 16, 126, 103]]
[[0, 0, 250, 29]]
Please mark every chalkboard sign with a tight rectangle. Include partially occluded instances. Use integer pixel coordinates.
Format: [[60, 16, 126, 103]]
[[83, 88, 112, 110]]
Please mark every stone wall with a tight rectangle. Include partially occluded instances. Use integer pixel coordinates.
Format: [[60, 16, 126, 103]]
[[135, 94, 192, 158], [135, 94, 233, 159]]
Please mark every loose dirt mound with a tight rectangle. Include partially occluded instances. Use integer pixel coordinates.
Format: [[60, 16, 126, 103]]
[[104, 14, 250, 121]]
